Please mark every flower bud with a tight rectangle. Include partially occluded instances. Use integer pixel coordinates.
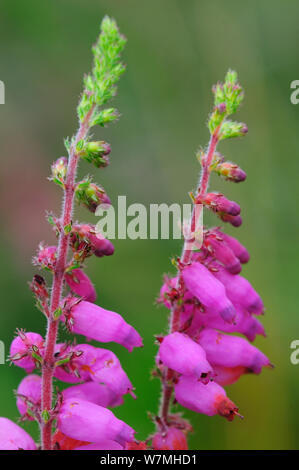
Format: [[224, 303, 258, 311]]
[[0, 417, 37, 450], [152, 427, 188, 450], [204, 233, 242, 274], [75, 179, 111, 213], [200, 193, 241, 216], [16, 374, 42, 420], [65, 268, 96, 303], [215, 161, 246, 182], [182, 262, 236, 323], [213, 229, 250, 264], [63, 300, 143, 352], [10, 331, 44, 373], [33, 244, 57, 271], [220, 213, 243, 227], [219, 121, 248, 140], [79, 141, 111, 168], [58, 398, 135, 446], [51, 157, 68, 185], [71, 224, 114, 259], [174, 376, 240, 421], [158, 332, 214, 383]]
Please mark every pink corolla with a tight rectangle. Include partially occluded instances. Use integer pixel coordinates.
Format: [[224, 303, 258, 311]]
[[10, 331, 44, 373], [212, 265, 264, 315], [72, 224, 114, 258], [55, 343, 134, 398], [174, 376, 240, 421], [58, 398, 135, 446], [182, 262, 236, 323], [16, 374, 41, 420], [198, 329, 271, 374], [212, 365, 247, 386], [213, 229, 250, 264], [63, 300, 143, 352], [0, 417, 37, 450], [204, 233, 242, 274], [65, 268, 96, 302], [152, 427, 188, 450], [186, 305, 265, 342], [158, 332, 214, 383], [63, 382, 124, 408]]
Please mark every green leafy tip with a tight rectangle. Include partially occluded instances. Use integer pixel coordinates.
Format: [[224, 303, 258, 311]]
[[77, 16, 127, 125]]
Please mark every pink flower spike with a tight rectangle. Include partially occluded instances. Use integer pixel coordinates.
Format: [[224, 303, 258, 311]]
[[74, 442, 123, 450], [198, 329, 271, 374], [213, 266, 264, 315], [16, 374, 42, 420], [58, 398, 135, 446], [182, 262, 236, 323], [64, 300, 143, 352], [174, 376, 240, 421], [63, 382, 124, 408], [65, 268, 97, 303], [0, 417, 37, 450], [10, 331, 44, 373], [158, 332, 214, 383]]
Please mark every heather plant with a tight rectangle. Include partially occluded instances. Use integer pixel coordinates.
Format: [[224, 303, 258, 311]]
[[0, 17, 142, 451], [0, 17, 270, 452], [151, 70, 271, 449]]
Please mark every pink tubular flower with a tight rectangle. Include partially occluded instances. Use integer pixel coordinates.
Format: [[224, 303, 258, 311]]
[[186, 305, 265, 342], [198, 329, 271, 374], [182, 262, 236, 323], [65, 269, 96, 303], [200, 193, 241, 216], [204, 233, 241, 274], [16, 374, 42, 420], [214, 229, 250, 264], [72, 224, 114, 258], [0, 417, 37, 450], [212, 266, 264, 315], [63, 300, 143, 352], [55, 343, 134, 398], [152, 427, 188, 450], [58, 398, 135, 446], [174, 376, 240, 421], [75, 442, 123, 450], [63, 382, 124, 408], [10, 331, 44, 373], [219, 213, 242, 227], [158, 332, 214, 383]]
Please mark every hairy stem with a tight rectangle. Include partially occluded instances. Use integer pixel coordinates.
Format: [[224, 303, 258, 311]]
[[158, 127, 220, 425], [41, 106, 94, 450]]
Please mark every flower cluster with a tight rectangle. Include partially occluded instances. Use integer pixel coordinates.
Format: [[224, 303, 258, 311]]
[[0, 17, 143, 451], [154, 70, 271, 448]]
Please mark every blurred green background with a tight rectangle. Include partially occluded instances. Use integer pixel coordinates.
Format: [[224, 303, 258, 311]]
[[0, 0, 298, 450]]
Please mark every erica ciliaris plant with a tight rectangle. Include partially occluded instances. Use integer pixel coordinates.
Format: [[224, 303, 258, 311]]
[[0, 16, 271, 452], [151, 70, 272, 449], [1, 17, 143, 451]]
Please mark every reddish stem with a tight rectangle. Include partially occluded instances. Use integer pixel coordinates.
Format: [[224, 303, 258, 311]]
[[158, 127, 220, 425], [41, 106, 94, 450]]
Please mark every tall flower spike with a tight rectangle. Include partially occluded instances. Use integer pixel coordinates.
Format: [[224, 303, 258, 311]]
[[154, 70, 269, 448], [4, 17, 141, 451]]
